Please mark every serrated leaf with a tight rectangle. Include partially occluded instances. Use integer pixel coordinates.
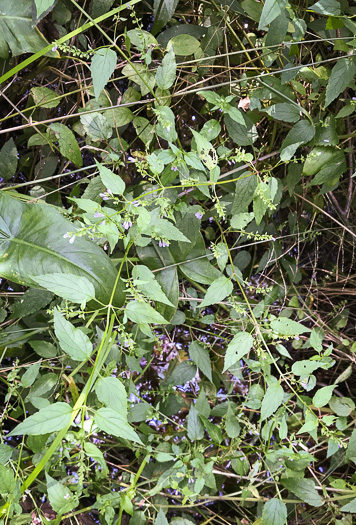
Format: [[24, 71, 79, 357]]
[[280, 120, 315, 161], [96, 161, 125, 195], [223, 332, 254, 372], [199, 276, 233, 308], [133, 265, 174, 306], [325, 58, 356, 107], [232, 174, 257, 214], [49, 123, 82, 167], [31, 86, 60, 108], [262, 498, 287, 525], [262, 103, 300, 123], [8, 402, 72, 436], [156, 45, 176, 89], [94, 407, 142, 443], [270, 318, 311, 336], [187, 405, 204, 441], [164, 361, 197, 386], [200, 414, 223, 443], [341, 497, 356, 513], [125, 301, 168, 325], [188, 341, 212, 381], [258, 0, 288, 29], [90, 48, 117, 99], [0, 138, 18, 181], [95, 376, 127, 416], [32, 273, 95, 305], [281, 478, 323, 507], [10, 288, 53, 319], [54, 308, 92, 361], [21, 361, 41, 388], [46, 473, 77, 514], [309, 0, 341, 16], [0, 444, 12, 466], [152, 0, 179, 34], [0, 464, 16, 494], [155, 509, 169, 525], [261, 383, 284, 421]]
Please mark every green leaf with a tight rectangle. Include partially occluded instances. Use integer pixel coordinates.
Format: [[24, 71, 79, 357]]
[[199, 276, 233, 308], [270, 318, 311, 336], [96, 161, 125, 195], [345, 429, 356, 464], [163, 361, 197, 386], [155, 509, 169, 525], [325, 58, 356, 107], [31, 86, 60, 108], [133, 265, 174, 307], [32, 273, 95, 305], [49, 123, 82, 167], [258, 0, 288, 29], [156, 45, 176, 89], [122, 63, 156, 96], [0, 138, 18, 181], [292, 360, 324, 377], [341, 497, 356, 513], [21, 361, 41, 388], [187, 405, 204, 441], [262, 498, 287, 525], [29, 340, 57, 358], [280, 120, 315, 161], [225, 114, 257, 146], [0, 193, 125, 307], [223, 332, 254, 372], [84, 441, 108, 475], [9, 402, 72, 436], [152, 0, 179, 34], [0, 464, 16, 495], [94, 407, 142, 443], [261, 383, 284, 421], [90, 48, 117, 99], [80, 112, 112, 141], [125, 301, 168, 325], [262, 103, 301, 123], [133, 116, 154, 145], [10, 288, 53, 319], [46, 473, 77, 514], [34, 0, 56, 18], [232, 174, 257, 214], [309, 0, 341, 16], [313, 384, 336, 408], [0, 444, 12, 466], [281, 478, 323, 507], [225, 403, 241, 439], [95, 376, 127, 416], [188, 341, 212, 381], [171, 34, 200, 55], [200, 414, 223, 443], [54, 308, 92, 361], [329, 396, 355, 416]]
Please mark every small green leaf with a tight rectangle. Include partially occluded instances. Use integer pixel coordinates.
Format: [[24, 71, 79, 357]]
[[262, 498, 287, 525], [20, 361, 41, 388], [341, 497, 356, 513], [313, 384, 336, 408], [170, 34, 200, 55], [261, 383, 284, 421], [152, 0, 179, 34], [32, 273, 95, 305], [9, 402, 72, 436], [187, 405, 204, 441], [95, 376, 127, 416], [0, 445, 12, 466], [258, 0, 288, 29], [188, 341, 212, 381], [345, 429, 356, 464], [81, 112, 112, 141], [325, 58, 356, 107], [0, 138, 18, 181], [54, 308, 92, 361], [133, 265, 174, 307], [199, 276, 233, 308], [94, 407, 142, 443], [225, 403, 241, 439], [31, 86, 60, 108], [156, 45, 176, 90], [200, 414, 223, 443], [0, 464, 16, 494], [49, 123, 82, 167], [96, 161, 125, 195], [84, 442, 108, 475], [46, 473, 77, 514], [281, 478, 323, 507], [163, 361, 197, 386], [223, 332, 254, 372], [270, 318, 311, 336], [309, 0, 341, 16], [90, 48, 117, 99], [280, 120, 315, 161], [125, 301, 168, 325], [262, 103, 301, 123], [155, 509, 169, 525], [34, 0, 56, 18]]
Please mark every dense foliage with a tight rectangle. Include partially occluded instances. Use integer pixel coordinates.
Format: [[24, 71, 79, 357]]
[[0, 0, 355, 524]]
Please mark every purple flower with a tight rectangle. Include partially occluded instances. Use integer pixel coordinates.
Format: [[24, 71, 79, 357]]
[[52, 45, 58, 52], [171, 166, 178, 171], [99, 192, 109, 201], [94, 212, 104, 218], [63, 233, 70, 238], [127, 156, 135, 162], [195, 212, 203, 220], [123, 220, 132, 230], [132, 200, 139, 207], [64, 493, 70, 500], [159, 240, 169, 248]]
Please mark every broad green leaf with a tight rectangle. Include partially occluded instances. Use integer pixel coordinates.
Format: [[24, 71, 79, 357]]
[[325, 58, 356, 107], [49, 123, 82, 167], [127, 29, 158, 49], [10, 289, 53, 319], [225, 114, 257, 146], [0, 138, 18, 181], [225, 403, 241, 439], [133, 116, 154, 145], [80, 112, 112, 141], [262, 498, 287, 525], [31, 87, 60, 108], [309, 327, 324, 352], [163, 361, 197, 386], [9, 402, 72, 436], [155, 509, 169, 525], [187, 405, 204, 441], [106, 106, 133, 127], [32, 274, 95, 305], [270, 318, 311, 336], [46, 473, 77, 514], [309, 0, 341, 16], [313, 384, 336, 407], [199, 276, 233, 308], [223, 332, 254, 372], [0, 464, 16, 494], [0, 1, 57, 58], [152, 218, 190, 243], [152, 0, 179, 34], [232, 174, 257, 214], [0, 445, 12, 466], [95, 376, 127, 416], [90, 48, 117, 99], [262, 103, 300, 123], [156, 45, 176, 89], [345, 429, 356, 464], [20, 361, 41, 388], [200, 414, 223, 443], [292, 360, 324, 377], [171, 34, 200, 56], [230, 212, 254, 230], [329, 396, 355, 416], [133, 265, 174, 306], [280, 120, 315, 161], [258, 0, 288, 29], [261, 383, 284, 421], [281, 478, 323, 507], [54, 308, 92, 361], [125, 301, 168, 325], [341, 497, 356, 513], [188, 341, 212, 381], [0, 193, 125, 307], [96, 161, 125, 195], [122, 63, 156, 96], [29, 340, 57, 358], [84, 442, 108, 475], [34, 0, 56, 18], [94, 407, 142, 443], [303, 146, 337, 176], [226, 106, 246, 126]]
